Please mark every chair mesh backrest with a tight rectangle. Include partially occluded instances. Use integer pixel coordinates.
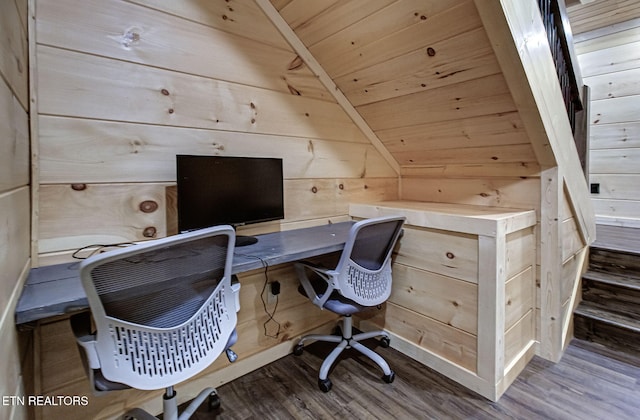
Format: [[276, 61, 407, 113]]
[[80, 226, 237, 390], [336, 217, 405, 306]]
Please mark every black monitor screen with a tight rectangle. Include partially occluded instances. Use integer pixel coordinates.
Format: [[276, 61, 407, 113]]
[[177, 155, 284, 233]]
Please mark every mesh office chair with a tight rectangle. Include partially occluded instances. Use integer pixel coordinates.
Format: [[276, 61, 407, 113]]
[[71, 225, 241, 420], [293, 216, 405, 392]]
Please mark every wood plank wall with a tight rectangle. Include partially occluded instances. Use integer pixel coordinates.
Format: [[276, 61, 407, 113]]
[[269, 0, 546, 331], [270, 0, 590, 365], [33, 0, 398, 263], [0, 0, 31, 419], [573, 18, 640, 228], [567, 0, 640, 35]]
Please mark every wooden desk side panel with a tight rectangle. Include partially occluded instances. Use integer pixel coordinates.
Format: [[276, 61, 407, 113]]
[[362, 223, 480, 374], [394, 226, 479, 283]]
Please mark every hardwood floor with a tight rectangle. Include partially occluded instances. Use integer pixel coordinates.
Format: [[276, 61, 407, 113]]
[[183, 338, 640, 419]]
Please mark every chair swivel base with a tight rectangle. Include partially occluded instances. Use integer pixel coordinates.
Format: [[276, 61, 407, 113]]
[[122, 386, 220, 420], [293, 315, 395, 392]]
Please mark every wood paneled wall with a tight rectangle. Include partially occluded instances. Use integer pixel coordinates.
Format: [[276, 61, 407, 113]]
[[0, 0, 31, 419], [33, 0, 398, 263], [568, 0, 640, 35], [573, 19, 640, 228], [269, 0, 595, 365]]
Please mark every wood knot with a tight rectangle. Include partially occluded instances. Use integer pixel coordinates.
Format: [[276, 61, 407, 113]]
[[142, 227, 157, 238], [121, 28, 141, 48], [71, 183, 87, 191], [311, 186, 318, 194], [139, 200, 158, 213], [287, 85, 301, 96], [161, 89, 170, 96], [446, 252, 455, 259], [288, 56, 304, 71], [426, 47, 436, 56], [168, 108, 174, 114], [338, 183, 344, 190]]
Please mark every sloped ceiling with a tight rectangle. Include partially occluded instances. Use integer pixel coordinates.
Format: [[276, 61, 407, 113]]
[[266, 0, 539, 174]]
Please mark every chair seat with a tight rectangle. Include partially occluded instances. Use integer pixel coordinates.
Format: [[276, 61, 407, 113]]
[[298, 277, 368, 315]]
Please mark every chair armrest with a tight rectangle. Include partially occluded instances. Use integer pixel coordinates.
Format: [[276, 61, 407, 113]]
[[231, 274, 241, 312], [294, 261, 337, 309], [69, 312, 100, 370]]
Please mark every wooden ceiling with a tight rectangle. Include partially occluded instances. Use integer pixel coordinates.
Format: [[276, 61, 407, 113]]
[[268, 0, 538, 174]]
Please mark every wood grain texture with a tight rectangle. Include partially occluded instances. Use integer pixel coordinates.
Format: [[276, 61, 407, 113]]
[[37, 0, 331, 102], [0, 187, 31, 321], [37, 116, 395, 184], [36, 45, 364, 143], [37, 183, 170, 253], [171, 339, 640, 420], [568, 0, 640, 34], [0, 0, 28, 108], [391, 263, 478, 334], [334, 27, 501, 106], [574, 16, 640, 228], [378, 112, 529, 153], [1, 1, 31, 418], [590, 121, 640, 149], [366, 302, 478, 372], [356, 73, 515, 131], [310, 0, 478, 78], [282, 0, 395, 47], [400, 177, 540, 210], [0, 79, 29, 193], [577, 40, 640, 77], [129, 0, 291, 49], [395, 226, 478, 283], [477, 0, 596, 245]]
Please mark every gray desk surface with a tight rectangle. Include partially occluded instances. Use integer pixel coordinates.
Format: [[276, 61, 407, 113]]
[[16, 221, 354, 325]]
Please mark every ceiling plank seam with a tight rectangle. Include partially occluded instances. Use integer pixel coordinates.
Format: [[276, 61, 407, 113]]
[[254, 0, 401, 175]]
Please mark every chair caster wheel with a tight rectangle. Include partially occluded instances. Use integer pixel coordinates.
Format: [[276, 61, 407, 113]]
[[382, 370, 395, 383], [208, 391, 221, 411], [380, 336, 391, 348], [318, 378, 332, 392], [293, 344, 304, 356]]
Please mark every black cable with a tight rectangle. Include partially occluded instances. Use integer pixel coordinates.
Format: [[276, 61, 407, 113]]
[[71, 242, 135, 260], [235, 252, 281, 339]]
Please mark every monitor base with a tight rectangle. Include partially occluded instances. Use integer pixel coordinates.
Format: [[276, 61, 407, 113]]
[[236, 235, 258, 247]]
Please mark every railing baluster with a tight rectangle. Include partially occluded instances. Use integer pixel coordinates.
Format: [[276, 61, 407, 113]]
[[537, 0, 583, 135]]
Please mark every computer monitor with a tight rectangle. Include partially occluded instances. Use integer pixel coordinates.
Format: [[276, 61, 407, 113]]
[[176, 155, 284, 246]]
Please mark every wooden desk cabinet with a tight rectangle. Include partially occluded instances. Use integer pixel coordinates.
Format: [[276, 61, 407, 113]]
[[350, 201, 537, 401]]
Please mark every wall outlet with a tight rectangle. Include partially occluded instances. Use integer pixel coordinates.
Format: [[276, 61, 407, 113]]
[[267, 281, 280, 305]]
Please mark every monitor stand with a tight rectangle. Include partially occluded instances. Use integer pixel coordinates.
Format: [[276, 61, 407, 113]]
[[236, 235, 258, 247]]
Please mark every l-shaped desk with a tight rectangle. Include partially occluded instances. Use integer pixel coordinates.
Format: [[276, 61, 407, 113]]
[[15, 221, 355, 325], [16, 200, 539, 403]]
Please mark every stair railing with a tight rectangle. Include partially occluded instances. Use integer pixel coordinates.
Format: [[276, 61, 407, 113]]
[[537, 0, 589, 177]]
